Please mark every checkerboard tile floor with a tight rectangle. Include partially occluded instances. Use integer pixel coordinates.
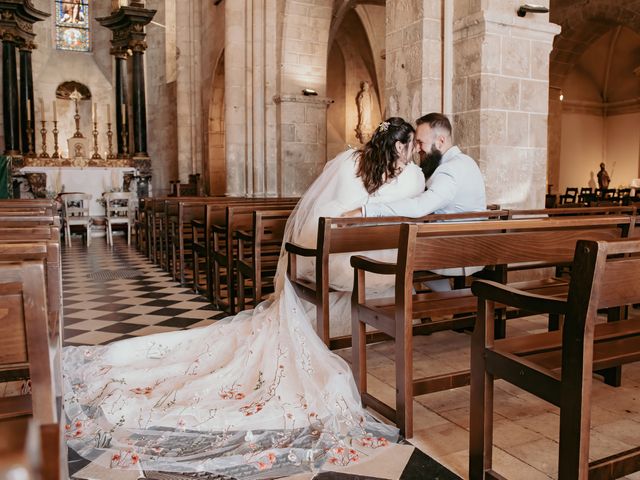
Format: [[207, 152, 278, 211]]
[[63, 236, 226, 347]]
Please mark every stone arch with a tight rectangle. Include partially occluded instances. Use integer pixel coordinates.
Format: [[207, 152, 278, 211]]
[[550, 0, 640, 88], [547, 0, 640, 192]]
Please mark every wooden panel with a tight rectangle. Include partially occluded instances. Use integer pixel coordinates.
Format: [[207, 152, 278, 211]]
[[0, 296, 27, 364], [412, 227, 622, 270], [598, 258, 640, 308]]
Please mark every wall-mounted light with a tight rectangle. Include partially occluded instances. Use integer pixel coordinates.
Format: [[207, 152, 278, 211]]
[[302, 88, 318, 96], [517, 4, 550, 17], [559, 92, 564, 101]]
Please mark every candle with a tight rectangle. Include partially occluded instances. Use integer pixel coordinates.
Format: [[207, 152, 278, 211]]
[[39, 98, 45, 121], [26, 99, 31, 121], [121, 103, 126, 125], [92, 102, 97, 124], [52, 100, 57, 121], [107, 104, 111, 124]]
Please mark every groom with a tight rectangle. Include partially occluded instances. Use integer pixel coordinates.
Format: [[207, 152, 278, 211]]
[[345, 112, 486, 218]]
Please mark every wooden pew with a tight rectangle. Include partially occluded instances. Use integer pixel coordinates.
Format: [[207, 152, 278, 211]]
[[350, 216, 633, 438], [0, 244, 56, 425], [212, 200, 299, 313], [285, 210, 509, 349], [469, 238, 640, 480], [236, 209, 293, 310]]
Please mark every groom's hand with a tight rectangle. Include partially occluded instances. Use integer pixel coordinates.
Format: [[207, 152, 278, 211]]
[[342, 207, 363, 218]]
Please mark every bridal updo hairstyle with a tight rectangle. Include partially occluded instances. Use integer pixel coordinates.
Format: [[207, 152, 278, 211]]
[[356, 117, 415, 194]]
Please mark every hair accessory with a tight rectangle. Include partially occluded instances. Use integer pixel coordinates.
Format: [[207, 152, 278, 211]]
[[378, 121, 390, 132]]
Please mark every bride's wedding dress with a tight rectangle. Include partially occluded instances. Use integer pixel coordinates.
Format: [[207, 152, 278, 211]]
[[63, 149, 425, 478]]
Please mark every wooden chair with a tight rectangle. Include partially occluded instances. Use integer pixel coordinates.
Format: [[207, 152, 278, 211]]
[[559, 187, 579, 204], [61, 193, 92, 246], [469, 238, 640, 480], [104, 192, 133, 246]]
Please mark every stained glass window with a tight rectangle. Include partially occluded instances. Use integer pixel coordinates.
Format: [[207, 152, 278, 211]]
[[55, 1, 90, 52]]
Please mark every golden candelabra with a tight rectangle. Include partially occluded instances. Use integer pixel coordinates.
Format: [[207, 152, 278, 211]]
[[106, 122, 116, 159], [91, 121, 102, 159], [51, 120, 60, 158], [26, 123, 36, 157], [120, 122, 129, 158], [39, 120, 49, 158]]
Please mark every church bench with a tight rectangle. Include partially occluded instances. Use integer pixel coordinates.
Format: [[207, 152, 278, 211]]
[[0, 243, 57, 426], [350, 216, 633, 438], [285, 210, 509, 349], [212, 200, 299, 314], [168, 198, 247, 286], [0, 199, 57, 216], [469, 238, 640, 480], [236, 209, 294, 310], [156, 196, 210, 271]]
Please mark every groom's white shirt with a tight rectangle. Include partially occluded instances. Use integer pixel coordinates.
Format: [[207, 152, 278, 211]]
[[363, 146, 486, 217]]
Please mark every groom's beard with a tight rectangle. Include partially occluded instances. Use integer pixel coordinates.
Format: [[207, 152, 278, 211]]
[[420, 144, 443, 182]]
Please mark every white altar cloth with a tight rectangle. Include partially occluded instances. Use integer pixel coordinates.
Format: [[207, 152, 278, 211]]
[[20, 166, 136, 217]]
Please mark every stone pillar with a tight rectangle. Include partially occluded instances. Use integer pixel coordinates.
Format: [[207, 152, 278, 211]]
[[0, 2, 49, 156], [275, 0, 332, 196], [114, 53, 128, 156], [452, 2, 560, 209], [131, 48, 147, 156], [385, 0, 442, 120], [19, 44, 35, 156], [2, 34, 19, 155], [97, 4, 155, 173], [225, 0, 279, 196]]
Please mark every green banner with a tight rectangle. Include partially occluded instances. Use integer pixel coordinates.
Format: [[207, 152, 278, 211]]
[[0, 156, 10, 199]]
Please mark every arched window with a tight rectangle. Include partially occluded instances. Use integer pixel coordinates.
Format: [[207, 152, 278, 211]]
[[55, 0, 90, 52]]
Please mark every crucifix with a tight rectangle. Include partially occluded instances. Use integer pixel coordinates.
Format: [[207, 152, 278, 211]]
[[69, 88, 84, 138]]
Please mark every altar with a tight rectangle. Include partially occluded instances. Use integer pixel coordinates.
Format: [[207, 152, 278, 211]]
[[19, 166, 137, 216]]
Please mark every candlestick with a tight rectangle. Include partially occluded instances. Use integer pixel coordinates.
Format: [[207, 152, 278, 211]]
[[92, 121, 102, 160], [39, 120, 49, 158], [51, 120, 60, 158], [121, 119, 129, 158], [73, 98, 83, 138], [52, 100, 57, 121], [106, 122, 115, 159], [26, 122, 35, 157]]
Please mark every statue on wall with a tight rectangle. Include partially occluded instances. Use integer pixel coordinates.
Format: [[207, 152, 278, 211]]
[[597, 162, 611, 190], [355, 81, 373, 144]]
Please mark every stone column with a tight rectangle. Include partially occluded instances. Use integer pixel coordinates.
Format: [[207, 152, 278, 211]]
[[224, 0, 279, 196], [452, 2, 560, 209], [114, 53, 128, 156], [131, 47, 147, 156], [275, 0, 332, 196], [19, 44, 35, 155], [2, 34, 20, 155], [385, 0, 442, 120]]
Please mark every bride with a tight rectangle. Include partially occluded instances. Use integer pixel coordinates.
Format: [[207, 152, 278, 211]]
[[63, 117, 425, 478]]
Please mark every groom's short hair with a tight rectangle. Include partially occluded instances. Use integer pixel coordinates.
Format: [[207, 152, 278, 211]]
[[416, 113, 452, 137]]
